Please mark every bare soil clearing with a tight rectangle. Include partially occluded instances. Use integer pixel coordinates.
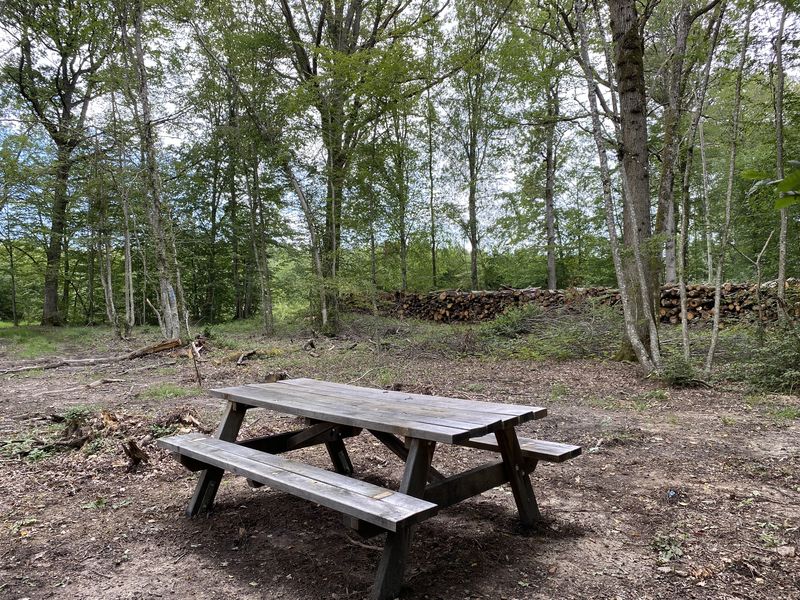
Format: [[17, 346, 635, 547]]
[[1, 325, 798, 600]]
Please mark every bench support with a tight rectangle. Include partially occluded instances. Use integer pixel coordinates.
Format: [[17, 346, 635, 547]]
[[372, 438, 434, 600], [495, 427, 541, 525], [186, 401, 248, 516]]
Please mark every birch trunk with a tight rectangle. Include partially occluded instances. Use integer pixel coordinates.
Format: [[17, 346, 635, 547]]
[[677, 4, 724, 359], [705, 7, 752, 374], [247, 154, 274, 335], [700, 119, 713, 282], [544, 85, 559, 291], [125, 0, 180, 340], [774, 6, 787, 303], [574, 0, 654, 372]]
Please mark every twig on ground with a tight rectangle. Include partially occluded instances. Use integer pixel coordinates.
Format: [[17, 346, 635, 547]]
[[348, 368, 377, 384]]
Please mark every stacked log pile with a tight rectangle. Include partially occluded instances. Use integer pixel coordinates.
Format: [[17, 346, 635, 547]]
[[388, 279, 800, 324]]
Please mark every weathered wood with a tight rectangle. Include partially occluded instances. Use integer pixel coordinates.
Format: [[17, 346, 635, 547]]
[[372, 438, 433, 600], [211, 385, 493, 443], [283, 378, 543, 422], [238, 425, 361, 454], [460, 435, 582, 463], [325, 437, 354, 475], [494, 428, 541, 525], [423, 458, 538, 509], [186, 401, 247, 516], [159, 433, 438, 531], [368, 430, 445, 483], [250, 383, 508, 431]]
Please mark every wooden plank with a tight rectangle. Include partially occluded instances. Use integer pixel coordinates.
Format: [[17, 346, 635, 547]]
[[245, 383, 506, 432], [238, 425, 362, 453], [281, 378, 546, 423], [186, 401, 247, 516], [277, 379, 530, 425], [210, 385, 481, 443], [368, 430, 445, 483], [372, 438, 433, 600], [158, 434, 437, 531], [494, 428, 541, 525], [460, 435, 582, 463]]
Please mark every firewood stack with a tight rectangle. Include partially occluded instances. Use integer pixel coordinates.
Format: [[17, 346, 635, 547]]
[[388, 279, 799, 324]]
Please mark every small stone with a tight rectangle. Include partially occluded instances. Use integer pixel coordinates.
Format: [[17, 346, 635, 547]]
[[776, 545, 796, 558], [657, 566, 673, 574]]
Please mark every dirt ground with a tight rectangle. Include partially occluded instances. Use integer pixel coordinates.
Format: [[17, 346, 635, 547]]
[[1, 324, 798, 600]]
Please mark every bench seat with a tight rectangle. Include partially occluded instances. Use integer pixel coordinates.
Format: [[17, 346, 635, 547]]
[[460, 434, 582, 463], [158, 433, 438, 532]]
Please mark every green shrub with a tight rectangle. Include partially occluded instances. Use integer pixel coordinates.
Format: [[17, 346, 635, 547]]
[[658, 353, 699, 387], [732, 328, 800, 394], [485, 304, 544, 338]]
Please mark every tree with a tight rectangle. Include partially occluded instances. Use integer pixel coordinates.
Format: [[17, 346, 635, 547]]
[[609, 0, 661, 366], [1, 0, 114, 325]]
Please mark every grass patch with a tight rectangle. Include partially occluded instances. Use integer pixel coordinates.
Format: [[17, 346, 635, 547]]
[[139, 383, 197, 400], [0, 325, 113, 359], [769, 406, 800, 423]]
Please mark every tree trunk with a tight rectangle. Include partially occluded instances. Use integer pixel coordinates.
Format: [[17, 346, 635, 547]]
[[609, 0, 660, 365], [122, 191, 135, 336], [655, 2, 691, 285], [126, 0, 180, 340], [677, 3, 724, 359], [544, 86, 559, 291], [427, 87, 438, 289], [61, 236, 70, 323], [42, 145, 72, 326], [699, 119, 713, 282], [247, 153, 274, 335], [774, 6, 787, 303], [228, 98, 242, 319], [86, 236, 96, 324], [5, 235, 18, 326], [574, 0, 654, 372], [705, 7, 752, 374]]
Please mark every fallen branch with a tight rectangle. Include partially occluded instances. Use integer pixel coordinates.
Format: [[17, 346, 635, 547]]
[[0, 339, 182, 375], [31, 378, 126, 398], [237, 350, 257, 365]]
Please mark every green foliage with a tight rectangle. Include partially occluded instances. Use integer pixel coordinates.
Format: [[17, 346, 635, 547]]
[[485, 304, 544, 337], [658, 354, 699, 387], [730, 328, 800, 394], [482, 301, 623, 361], [652, 534, 685, 563]]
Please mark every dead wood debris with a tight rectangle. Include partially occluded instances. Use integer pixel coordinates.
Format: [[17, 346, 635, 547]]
[[0, 338, 183, 375]]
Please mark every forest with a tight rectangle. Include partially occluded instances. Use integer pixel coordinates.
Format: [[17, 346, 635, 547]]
[[0, 0, 799, 373], [1, 2, 799, 598]]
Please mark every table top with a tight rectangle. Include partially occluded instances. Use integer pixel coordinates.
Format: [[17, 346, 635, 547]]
[[210, 378, 546, 444]]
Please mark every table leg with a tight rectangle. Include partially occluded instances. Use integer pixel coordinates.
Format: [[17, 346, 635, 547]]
[[372, 438, 433, 600], [186, 401, 248, 517], [325, 434, 354, 475], [495, 427, 541, 526]]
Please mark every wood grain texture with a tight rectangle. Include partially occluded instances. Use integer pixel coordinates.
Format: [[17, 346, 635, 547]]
[[210, 378, 546, 443], [460, 435, 582, 463], [158, 433, 437, 531]]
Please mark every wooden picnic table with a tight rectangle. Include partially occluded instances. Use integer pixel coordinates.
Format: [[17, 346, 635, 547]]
[[159, 378, 581, 599]]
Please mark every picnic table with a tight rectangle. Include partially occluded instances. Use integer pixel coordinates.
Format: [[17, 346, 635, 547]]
[[158, 378, 581, 599]]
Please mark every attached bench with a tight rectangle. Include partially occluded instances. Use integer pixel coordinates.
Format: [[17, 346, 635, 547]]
[[459, 434, 582, 463], [159, 432, 438, 532]]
